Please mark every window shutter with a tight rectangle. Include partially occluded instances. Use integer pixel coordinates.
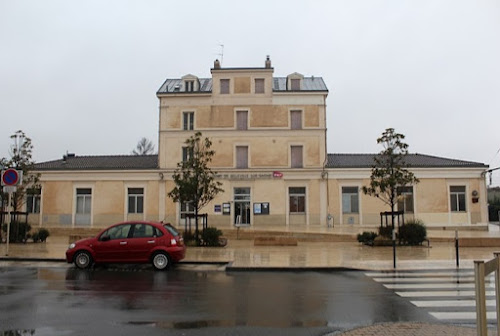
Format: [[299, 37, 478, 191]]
[[237, 111, 248, 130], [291, 146, 303, 168], [236, 146, 248, 168], [290, 110, 302, 129]]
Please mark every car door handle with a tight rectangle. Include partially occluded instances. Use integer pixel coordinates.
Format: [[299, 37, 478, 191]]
[[147, 240, 156, 244], [120, 241, 127, 245]]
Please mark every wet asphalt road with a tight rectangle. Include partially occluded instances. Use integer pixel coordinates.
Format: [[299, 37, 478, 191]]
[[0, 264, 435, 336]]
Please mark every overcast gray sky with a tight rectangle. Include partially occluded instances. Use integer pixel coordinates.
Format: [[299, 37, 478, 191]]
[[1, 0, 499, 186]]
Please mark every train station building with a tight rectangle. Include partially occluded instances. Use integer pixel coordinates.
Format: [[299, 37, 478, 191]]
[[32, 57, 489, 230]]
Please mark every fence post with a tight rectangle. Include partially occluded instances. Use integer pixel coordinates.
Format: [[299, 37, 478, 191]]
[[475, 260, 487, 336]]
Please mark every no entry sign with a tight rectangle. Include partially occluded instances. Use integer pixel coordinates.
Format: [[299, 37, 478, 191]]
[[1, 168, 22, 186]]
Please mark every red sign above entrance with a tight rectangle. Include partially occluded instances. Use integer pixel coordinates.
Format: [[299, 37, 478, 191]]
[[273, 171, 283, 178]]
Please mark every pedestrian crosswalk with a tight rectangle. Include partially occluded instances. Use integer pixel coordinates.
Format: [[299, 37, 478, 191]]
[[365, 269, 497, 324]]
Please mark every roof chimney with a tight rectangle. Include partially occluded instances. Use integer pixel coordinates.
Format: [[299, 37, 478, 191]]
[[214, 59, 221, 69], [265, 55, 271, 68]]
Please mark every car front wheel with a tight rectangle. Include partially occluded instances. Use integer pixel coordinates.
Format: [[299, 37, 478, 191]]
[[152, 252, 171, 270], [74, 251, 93, 269]]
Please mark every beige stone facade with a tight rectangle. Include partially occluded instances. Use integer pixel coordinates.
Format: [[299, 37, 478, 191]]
[[32, 58, 489, 230]]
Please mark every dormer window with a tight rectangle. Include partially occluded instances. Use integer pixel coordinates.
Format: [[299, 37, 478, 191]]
[[181, 74, 199, 92], [286, 72, 304, 91], [185, 80, 194, 92]]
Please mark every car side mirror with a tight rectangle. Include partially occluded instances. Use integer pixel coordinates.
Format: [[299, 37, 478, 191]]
[[100, 235, 110, 242]]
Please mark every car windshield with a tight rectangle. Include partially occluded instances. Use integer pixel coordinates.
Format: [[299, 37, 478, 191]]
[[163, 224, 179, 236]]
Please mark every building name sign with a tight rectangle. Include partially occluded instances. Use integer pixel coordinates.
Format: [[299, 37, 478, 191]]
[[215, 172, 283, 180]]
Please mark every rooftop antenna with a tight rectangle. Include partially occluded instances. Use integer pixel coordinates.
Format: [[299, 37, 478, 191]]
[[218, 44, 224, 64]]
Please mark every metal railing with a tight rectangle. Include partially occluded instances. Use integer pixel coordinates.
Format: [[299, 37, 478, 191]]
[[474, 252, 500, 336]]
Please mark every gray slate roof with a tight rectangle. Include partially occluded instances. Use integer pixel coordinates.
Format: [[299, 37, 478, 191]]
[[34, 153, 486, 171], [34, 155, 158, 171], [327, 153, 488, 169], [156, 77, 327, 94]]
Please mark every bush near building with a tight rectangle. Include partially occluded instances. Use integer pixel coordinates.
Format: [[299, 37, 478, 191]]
[[398, 219, 427, 245]]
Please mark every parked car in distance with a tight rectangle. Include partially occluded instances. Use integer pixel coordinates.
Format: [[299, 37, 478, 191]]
[[66, 221, 185, 270]]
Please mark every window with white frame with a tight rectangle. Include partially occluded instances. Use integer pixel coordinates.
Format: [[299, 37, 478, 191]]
[[76, 188, 92, 215], [290, 145, 303, 168], [180, 202, 195, 220], [27, 189, 41, 214], [289, 187, 306, 214], [236, 111, 248, 130], [255, 78, 265, 93], [342, 187, 359, 214], [450, 186, 466, 212], [182, 146, 193, 162], [397, 186, 414, 213], [220, 79, 230, 94], [183, 112, 194, 130], [128, 188, 144, 214], [236, 146, 248, 169]]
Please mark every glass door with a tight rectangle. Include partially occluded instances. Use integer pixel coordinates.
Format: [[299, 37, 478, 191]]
[[234, 187, 251, 226]]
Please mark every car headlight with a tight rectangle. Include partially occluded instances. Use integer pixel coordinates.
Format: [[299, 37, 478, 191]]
[[68, 243, 76, 249]]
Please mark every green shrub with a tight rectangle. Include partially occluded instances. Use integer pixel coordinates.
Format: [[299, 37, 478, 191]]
[[201, 227, 223, 246], [399, 219, 427, 245], [37, 228, 50, 242], [378, 225, 393, 238], [182, 230, 197, 243], [31, 231, 40, 243], [2, 222, 31, 243], [357, 231, 378, 244]]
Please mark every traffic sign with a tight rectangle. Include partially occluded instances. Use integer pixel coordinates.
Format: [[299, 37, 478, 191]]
[[1, 169, 22, 186], [2, 186, 17, 193]]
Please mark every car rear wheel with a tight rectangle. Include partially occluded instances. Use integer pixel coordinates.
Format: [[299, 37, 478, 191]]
[[152, 252, 171, 270], [74, 251, 93, 269]]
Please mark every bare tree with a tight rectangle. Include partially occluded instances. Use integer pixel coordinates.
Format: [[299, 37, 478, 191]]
[[131, 137, 155, 155]]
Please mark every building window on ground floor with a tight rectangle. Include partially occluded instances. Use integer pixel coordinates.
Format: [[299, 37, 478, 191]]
[[397, 186, 414, 213], [180, 201, 196, 220], [128, 188, 144, 214], [27, 188, 41, 214], [342, 187, 359, 214], [76, 188, 92, 214], [450, 186, 466, 212], [289, 187, 306, 214]]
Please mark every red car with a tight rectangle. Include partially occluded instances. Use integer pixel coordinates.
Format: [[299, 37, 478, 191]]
[[66, 221, 185, 270]]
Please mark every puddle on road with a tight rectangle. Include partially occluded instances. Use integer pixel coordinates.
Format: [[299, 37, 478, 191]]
[[125, 319, 329, 329]]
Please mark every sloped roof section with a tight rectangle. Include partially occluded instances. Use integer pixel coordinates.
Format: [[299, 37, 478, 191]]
[[156, 77, 327, 94], [34, 155, 158, 171], [272, 77, 328, 91], [327, 153, 488, 169]]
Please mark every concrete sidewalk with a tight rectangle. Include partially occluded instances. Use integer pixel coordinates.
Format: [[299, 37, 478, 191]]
[[1, 234, 500, 270]]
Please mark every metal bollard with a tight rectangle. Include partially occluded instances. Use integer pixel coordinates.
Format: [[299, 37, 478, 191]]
[[455, 230, 459, 268]]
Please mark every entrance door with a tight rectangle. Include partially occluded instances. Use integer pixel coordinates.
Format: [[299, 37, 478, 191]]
[[234, 188, 251, 226]]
